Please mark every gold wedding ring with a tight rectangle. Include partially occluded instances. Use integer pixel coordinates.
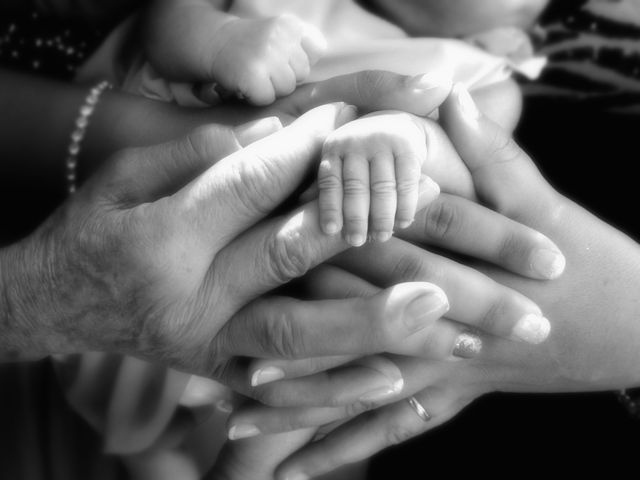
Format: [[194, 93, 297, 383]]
[[407, 396, 432, 422]]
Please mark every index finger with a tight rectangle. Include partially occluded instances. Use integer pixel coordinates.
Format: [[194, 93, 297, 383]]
[[278, 70, 452, 117]]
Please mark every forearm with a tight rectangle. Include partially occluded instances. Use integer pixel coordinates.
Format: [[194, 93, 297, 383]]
[[0, 69, 250, 189]]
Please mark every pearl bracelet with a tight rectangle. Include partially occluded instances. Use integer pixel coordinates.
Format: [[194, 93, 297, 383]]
[[65, 80, 112, 195]]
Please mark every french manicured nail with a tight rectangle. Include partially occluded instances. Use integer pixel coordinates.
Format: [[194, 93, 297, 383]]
[[404, 289, 450, 332], [409, 70, 453, 91], [452, 332, 483, 359], [454, 83, 480, 119], [235, 116, 283, 146], [512, 314, 551, 344], [228, 424, 260, 440], [323, 221, 340, 235], [346, 234, 366, 247], [251, 366, 285, 387], [530, 248, 566, 279], [215, 399, 234, 413]]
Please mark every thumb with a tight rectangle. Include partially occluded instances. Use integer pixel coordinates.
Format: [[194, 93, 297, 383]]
[[174, 103, 356, 246], [439, 84, 555, 220], [107, 116, 283, 204]]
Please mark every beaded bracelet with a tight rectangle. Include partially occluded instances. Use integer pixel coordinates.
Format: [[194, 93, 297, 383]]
[[65, 80, 112, 195]]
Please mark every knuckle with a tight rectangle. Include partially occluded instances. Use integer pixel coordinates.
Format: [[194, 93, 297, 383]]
[[391, 255, 438, 283], [496, 230, 523, 265], [424, 200, 460, 241], [343, 177, 369, 196], [253, 385, 286, 407], [484, 130, 521, 166], [264, 230, 314, 285], [385, 420, 418, 446], [317, 171, 342, 193], [353, 70, 395, 107], [422, 327, 451, 360], [370, 179, 396, 197], [264, 305, 306, 359], [477, 294, 508, 334], [395, 179, 416, 196]]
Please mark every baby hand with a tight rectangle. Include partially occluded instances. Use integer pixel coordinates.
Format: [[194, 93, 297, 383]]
[[210, 14, 327, 105], [318, 112, 428, 246]]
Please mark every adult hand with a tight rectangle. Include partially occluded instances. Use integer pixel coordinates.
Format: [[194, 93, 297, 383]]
[[270, 85, 640, 478], [1, 104, 461, 408]]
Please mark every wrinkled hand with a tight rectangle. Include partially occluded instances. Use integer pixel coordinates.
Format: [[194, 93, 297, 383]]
[[4, 105, 465, 408], [266, 85, 640, 479]]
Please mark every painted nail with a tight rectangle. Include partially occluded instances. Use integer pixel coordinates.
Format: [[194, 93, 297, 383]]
[[452, 332, 483, 359], [530, 248, 566, 279], [454, 83, 480, 119], [512, 314, 551, 344], [228, 424, 260, 440], [408, 70, 453, 92], [346, 234, 366, 247], [359, 386, 399, 404], [404, 289, 450, 332], [323, 221, 340, 235], [251, 366, 285, 387]]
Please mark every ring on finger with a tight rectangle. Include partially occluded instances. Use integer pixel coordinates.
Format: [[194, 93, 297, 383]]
[[407, 395, 432, 422]]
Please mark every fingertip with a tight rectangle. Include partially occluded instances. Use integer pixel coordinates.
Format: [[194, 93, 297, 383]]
[[529, 241, 566, 280], [417, 175, 440, 210], [235, 116, 284, 146], [301, 25, 328, 64]]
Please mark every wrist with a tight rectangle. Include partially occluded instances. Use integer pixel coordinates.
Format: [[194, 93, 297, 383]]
[[0, 235, 62, 361]]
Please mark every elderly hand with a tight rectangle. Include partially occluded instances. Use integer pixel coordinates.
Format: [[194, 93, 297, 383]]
[[2, 104, 461, 410], [266, 85, 640, 479]]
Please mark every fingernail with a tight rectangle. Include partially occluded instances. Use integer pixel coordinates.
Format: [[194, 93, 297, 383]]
[[512, 314, 551, 344], [408, 70, 453, 92], [359, 386, 399, 404], [452, 332, 483, 359], [337, 104, 358, 126], [417, 176, 441, 208], [392, 378, 404, 394], [346, 234, 366, 247], [251, 366, 285, 387], [530, 248, 566, 279], [373, 231, 392, 242], [228, 424, 260, 440], [235, 116, 283, 146], [396, 220, 413, 229], [454, 83, 480, 119], [323, 221, 340, 235], [215, 399, 234, 413], [404, 289, 450, 332]]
